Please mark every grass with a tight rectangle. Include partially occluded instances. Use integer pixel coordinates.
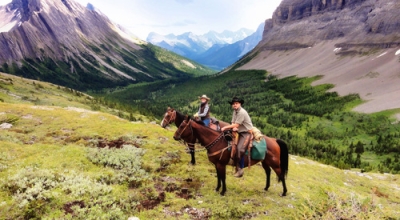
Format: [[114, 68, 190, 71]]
[[1, 102, 399, 219], [0, 73, 399, 219]]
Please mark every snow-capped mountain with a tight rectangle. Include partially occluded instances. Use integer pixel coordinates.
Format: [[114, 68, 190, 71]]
[[147, 27, 262, 70], [196, 23, 264, 70], [0, 0, 214, 90]]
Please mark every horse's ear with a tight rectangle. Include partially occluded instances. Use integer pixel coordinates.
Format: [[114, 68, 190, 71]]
[[184, 115, 190, 121]]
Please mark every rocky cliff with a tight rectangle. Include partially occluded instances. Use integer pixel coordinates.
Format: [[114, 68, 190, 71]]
[[260, 0, 400, 49], [237, 0, 400, 114]]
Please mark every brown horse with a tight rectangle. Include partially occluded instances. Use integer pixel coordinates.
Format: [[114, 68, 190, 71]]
[[161, 107, 230, 165], [173, 117, 289, 196], [161, 107, 197, 165]]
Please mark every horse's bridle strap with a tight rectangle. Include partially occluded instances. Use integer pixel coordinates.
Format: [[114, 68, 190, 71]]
[[168, 110, 176, 124]]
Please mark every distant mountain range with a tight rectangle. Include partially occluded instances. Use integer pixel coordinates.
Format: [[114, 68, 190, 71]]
[[0, 0, 214, 90], [147, 24, 264, 70]]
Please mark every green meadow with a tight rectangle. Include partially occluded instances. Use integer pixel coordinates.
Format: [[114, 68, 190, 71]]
[[1, 72, 399, 219]]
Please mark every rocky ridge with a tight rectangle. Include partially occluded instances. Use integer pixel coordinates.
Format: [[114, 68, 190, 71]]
[[0, 0, 211, 90], [237, 0, 400, 114]]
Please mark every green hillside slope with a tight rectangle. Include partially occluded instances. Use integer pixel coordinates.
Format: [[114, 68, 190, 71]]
[[0, 42, 215, 91], [102, 70, 400, 173], [1, 73, 399, 219]]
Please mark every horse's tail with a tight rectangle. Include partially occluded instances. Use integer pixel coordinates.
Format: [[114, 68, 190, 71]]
[[277, 139, 289, 182]]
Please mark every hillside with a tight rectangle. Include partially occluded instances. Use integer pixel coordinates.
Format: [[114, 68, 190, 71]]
[[0, 0, 215, 91], [102, 69, 400, 174], [1, 73, 399, 219], [234, 0, 400, 114]]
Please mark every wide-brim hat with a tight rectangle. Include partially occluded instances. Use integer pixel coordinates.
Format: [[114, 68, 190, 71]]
[[228, 97, 244, 105], [198, 95, 210, 101]]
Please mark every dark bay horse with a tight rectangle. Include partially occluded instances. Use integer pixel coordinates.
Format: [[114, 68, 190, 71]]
[[161, 107, 230, 165], [161, 107, 197, 165], [173, 117, 289, 196]]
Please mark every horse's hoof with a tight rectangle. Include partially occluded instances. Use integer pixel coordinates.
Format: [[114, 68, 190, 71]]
[[264, 188, 269, 191], [220, 192, 225, 196], [280, 193, 287, 197]]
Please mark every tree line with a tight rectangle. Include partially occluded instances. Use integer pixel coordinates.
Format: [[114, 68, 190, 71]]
[[99, 70, 400, 173]]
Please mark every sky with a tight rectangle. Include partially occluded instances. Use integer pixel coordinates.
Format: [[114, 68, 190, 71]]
[[0, 0, 282, 40]]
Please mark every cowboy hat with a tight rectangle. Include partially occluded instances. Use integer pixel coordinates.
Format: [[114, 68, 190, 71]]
[[198, 95, 210, 100], [228, 97, 244, 105]]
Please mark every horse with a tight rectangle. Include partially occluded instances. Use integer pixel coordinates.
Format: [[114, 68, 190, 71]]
[[160, 107, 230, 165], [161, 107, 197, 165], [173, 117, 289, 196]]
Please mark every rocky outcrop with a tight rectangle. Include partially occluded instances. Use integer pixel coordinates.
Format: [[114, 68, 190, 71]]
[[260, 0, 400, 49], [273, 0, 366, 24], [0, 0, 125, 63]]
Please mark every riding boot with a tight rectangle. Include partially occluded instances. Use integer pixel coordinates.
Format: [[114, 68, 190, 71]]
[[234, 153, 244, 178]]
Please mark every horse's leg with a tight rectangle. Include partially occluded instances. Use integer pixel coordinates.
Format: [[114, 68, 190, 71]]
[[215, 164, 221, 192], [262, 161, 271, 191], [277, 139, 289, 196], [188, 143, 195, 165], [281, 174, 288, 196], [216, 163, 227, 196]]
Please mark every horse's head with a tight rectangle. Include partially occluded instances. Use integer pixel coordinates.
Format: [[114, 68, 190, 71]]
[[173, 116, 193, 141], [160, 107, 176, 128]]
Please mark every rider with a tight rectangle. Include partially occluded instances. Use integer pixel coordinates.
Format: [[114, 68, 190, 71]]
[[221, 97, 253, 178], [194, 95, 211, 127]]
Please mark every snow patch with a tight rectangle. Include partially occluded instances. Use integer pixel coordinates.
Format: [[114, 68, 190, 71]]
[[0, 20, 17, 33], [395, 49, 400, 56], [181, 60, 196, 69], [0, 1, 12, 6], [376, 52, 387, 58], [333, 48, 341, 53]]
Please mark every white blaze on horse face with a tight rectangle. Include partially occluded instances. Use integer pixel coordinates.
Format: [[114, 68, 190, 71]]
[[160, 112, 168, 126]]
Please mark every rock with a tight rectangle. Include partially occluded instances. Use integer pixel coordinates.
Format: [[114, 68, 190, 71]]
[[0, 123, 12, 129]]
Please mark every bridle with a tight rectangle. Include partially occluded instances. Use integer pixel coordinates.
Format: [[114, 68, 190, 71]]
[[175, 119, 198, 153], [175, 119, 193, 141], [162, 110, 176, 127]]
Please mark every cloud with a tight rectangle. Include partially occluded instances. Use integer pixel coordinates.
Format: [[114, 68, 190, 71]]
[[173, 19, 196, 26], [175, 0, 194, 5], [145, 19, 196, 28]]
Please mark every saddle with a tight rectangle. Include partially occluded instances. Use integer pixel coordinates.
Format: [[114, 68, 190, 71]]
[[208, 117, 221, 131]]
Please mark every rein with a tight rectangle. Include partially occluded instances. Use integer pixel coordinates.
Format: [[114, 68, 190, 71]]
[[178, 119, 229, 159]]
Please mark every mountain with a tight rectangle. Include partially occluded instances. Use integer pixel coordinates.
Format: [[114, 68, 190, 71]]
[[146, 27, 259, 70], [234, 0, 400, 114], [0, 0, 214, 90], [195, 23, 264, 70]]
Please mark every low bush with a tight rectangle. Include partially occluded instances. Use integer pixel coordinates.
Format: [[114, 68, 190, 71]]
[[86, 145, 149, 187]]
